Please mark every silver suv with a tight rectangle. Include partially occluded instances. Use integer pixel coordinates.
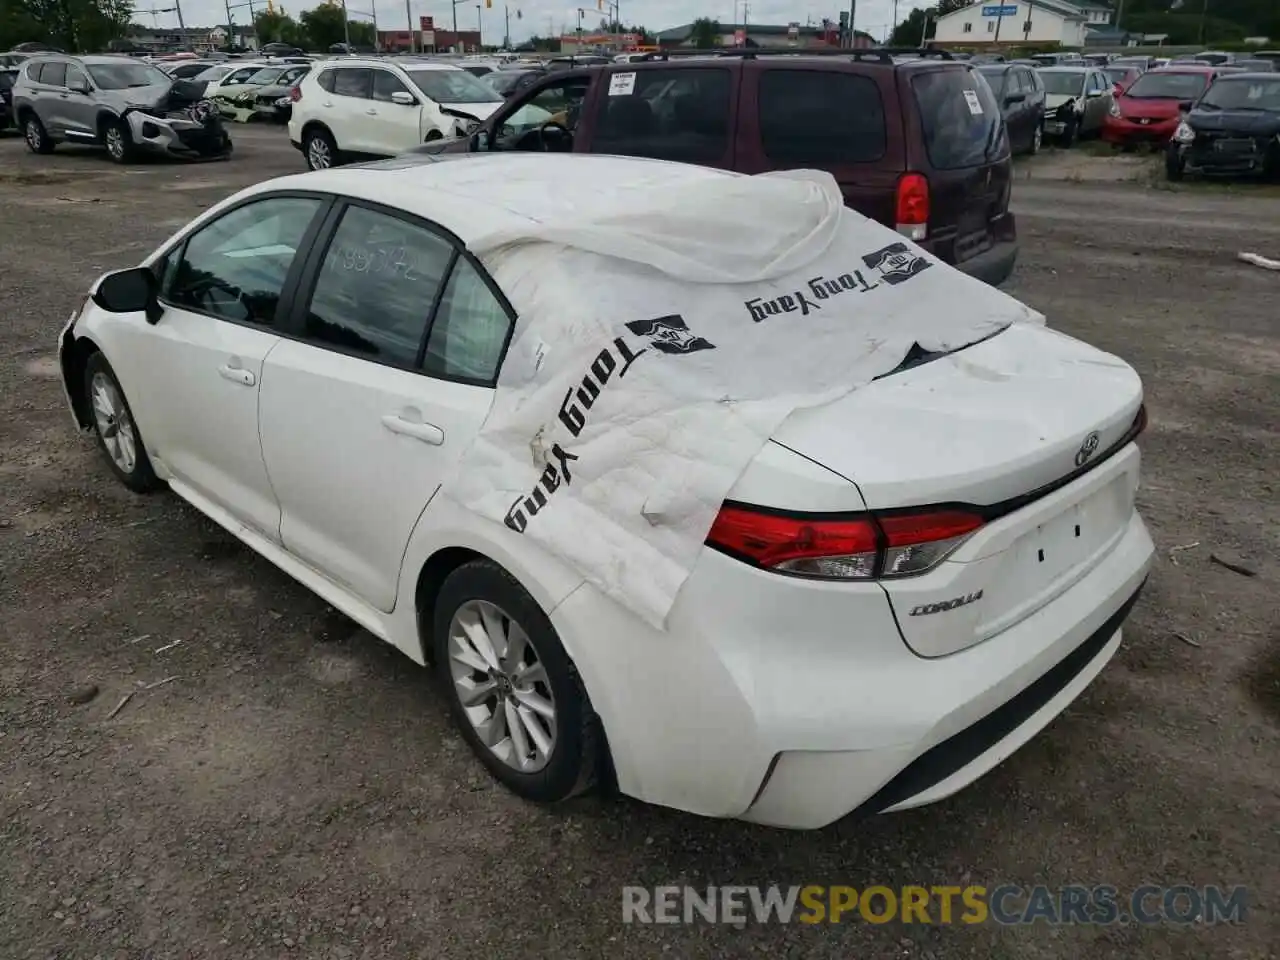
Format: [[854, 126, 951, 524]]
[[12, 54, 232, 163]]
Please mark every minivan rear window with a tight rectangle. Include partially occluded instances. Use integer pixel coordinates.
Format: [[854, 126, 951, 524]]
[[758, 70, 886, 164], [911, 67, 1003, 170]]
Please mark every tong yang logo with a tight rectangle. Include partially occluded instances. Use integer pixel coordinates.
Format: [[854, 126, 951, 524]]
[[624, 315, 717, 355], [862, 242, 932, 286]]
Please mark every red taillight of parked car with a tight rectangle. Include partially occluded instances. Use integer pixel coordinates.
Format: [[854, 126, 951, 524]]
[[290, 86, 302, 102], [706, 504, 984, 581], [895, 172, 930, 242]]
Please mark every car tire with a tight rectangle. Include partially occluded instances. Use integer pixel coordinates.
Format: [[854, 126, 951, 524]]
[[303, 126, 337, 170], [83, 352, 162, 493], [24, 115, 54, 154], [1028, 122, 1042, 156], [1060, 118, 1077, 147], [103, 118, 134, 164], [433, 559, 601, 804]]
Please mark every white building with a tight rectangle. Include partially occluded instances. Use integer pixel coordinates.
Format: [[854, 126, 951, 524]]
[[933, 0, 1112, 48]]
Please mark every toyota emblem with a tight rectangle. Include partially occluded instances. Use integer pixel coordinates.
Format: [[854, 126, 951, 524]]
[[1074, 431, 1101, 467]]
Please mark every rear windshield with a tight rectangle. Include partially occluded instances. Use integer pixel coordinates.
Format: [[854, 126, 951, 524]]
[[1124, 71, 1210, 99], [911, 68, 1003, 170]]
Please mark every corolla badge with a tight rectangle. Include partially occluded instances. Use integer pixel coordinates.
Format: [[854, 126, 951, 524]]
[[1074, 431, 1101, 467]]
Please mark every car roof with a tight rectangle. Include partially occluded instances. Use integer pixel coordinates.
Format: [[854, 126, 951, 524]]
[[319, 57, 462, 72], [1211, 71, 1280, 80], [1151, 64, 1218, 73], [1038, 66, 1091, 73], [250, 154, 734, 244]]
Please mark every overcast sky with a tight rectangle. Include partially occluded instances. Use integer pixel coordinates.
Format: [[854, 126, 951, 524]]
[[154, 0, 932, 44]]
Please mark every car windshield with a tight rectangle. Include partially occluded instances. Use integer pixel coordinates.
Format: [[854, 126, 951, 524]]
[[247, 66, 287, 84], [87, 61, 171, 89], [485, 71, 526, 96], [1197, 78, 1280, 111], [975, 66, 1007, 94], [1124, 71, 1210, 99], [405, 68, 499, 103], [194, 65, 232, 82], [911, 68, 1004, 169], [1040, 71, 1085, 95]]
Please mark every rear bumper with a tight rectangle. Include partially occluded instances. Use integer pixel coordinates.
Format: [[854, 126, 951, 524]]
[[920, 212, 1017, 288], [950, 237, 1017, 288]]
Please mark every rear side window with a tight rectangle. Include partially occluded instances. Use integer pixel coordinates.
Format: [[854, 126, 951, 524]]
[[590, 68, 731, 165], [758, 70, 886, 164], [332, 68, 371, 98], [911, 68, 1004, 170], [317, 68, 337, 93], [39, 62, 67, 86]]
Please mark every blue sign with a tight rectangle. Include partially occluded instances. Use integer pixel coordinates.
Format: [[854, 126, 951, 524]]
[[982, 4, 1019, 15]]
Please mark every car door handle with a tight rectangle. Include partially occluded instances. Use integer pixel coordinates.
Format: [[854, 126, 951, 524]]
[[381, 413, 444, 445], [365, 108, 378, 116], [218, 365, 255, 387]]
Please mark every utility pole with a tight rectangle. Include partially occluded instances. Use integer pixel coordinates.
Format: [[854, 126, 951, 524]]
[[993, 3, 1006, 45], [406, 0, 415, 52], [476, 3, 482, 49], [920, 12, 929, 45], [175, 0, 186, 31], [846, 0, 856, 48], [504, 4, 510, 47], [341, 0, 351, 47], [891, 0, 898, 43], [1197, 0, 1208, 45]]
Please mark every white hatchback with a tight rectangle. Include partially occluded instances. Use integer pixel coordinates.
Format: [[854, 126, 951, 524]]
[[58, 154, 1154, 829], [288, 57, 505, 170]]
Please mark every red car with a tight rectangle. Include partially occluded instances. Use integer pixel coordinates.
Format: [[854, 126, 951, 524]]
[[1102, 65, 1142, 96], [1102, 65, 1223, 146]]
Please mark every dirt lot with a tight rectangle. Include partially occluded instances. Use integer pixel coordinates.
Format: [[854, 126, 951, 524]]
[[1, 126, 1277, 960]]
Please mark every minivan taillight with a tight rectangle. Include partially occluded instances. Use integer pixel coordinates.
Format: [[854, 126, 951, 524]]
[[289, 86, 302, 102], [895, 172, 930, 242], [706, 504, 983, 581]]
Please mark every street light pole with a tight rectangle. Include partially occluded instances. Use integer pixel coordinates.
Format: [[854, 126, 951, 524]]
[[341, 0, 351, 47], [476, 3, 482, 49], [406, 0, 415, 52]]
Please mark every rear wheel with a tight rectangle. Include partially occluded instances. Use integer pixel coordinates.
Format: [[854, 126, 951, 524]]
[[303, 126, 337, 170], [433, 559, 601, 803], [1060, 117, 1078, 147], [1028, 122, 1042, 156], [24, 115, 54, 154]]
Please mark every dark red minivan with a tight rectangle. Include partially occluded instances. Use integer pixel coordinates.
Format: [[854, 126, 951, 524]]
[[421, 51, 1018, 287]]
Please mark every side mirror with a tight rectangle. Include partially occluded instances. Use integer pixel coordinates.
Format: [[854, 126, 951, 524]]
[[474, 128, 491, 150], [92, 267, 162, 324], [70, 81, 91, 95], [1086, 88, 1104, 98], [390, 90, 417, 105]]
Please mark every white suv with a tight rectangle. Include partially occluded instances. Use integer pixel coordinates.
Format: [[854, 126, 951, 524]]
[[289, 57, 505, 170]]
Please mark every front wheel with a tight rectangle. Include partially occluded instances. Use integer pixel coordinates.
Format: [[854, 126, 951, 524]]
[[83, 352, 162, 493], [1028, 122, 1042, 156], [1060, 118, 1078, 148], [433, 559, 602, 803], [103, 119, 134, 164]]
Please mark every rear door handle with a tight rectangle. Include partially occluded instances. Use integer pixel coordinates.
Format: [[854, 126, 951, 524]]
[[381, 413, 444, 445], [218, 365, 255, 387], [365, 109, 378, 115]]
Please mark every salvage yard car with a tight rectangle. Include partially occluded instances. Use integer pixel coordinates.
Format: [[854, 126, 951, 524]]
[[1167, 73, 1280, 181], [1038, 66, 1115, 145], [976, 62, 1046, 154], [56, 153, 1153, 829], [1101, 64, 1224, 148], [420, 51, 1020, 288], [213, 63, 310, 122], [290, 57, 504, 168], [12, 54, 232, 162]]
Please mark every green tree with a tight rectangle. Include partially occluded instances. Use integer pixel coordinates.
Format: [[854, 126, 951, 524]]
[[889, 7, 933, 46], [935, 0, 974, 15], [1, 0, 133, 53], [253, 9, 305, 46], [690, 16, 720, 49], [299, 4, 347, 49]]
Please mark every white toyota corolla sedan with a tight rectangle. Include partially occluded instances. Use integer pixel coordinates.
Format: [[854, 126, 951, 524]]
[[58, 153, 1154, 829]]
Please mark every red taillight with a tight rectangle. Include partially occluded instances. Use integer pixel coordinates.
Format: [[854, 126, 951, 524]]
[[289, 86, 302, 102], [706, 504, 984, 581], [895, 172, 930, 241]]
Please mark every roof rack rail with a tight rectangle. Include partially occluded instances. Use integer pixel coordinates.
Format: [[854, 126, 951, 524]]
[[876, 47, 955, 60], [713, 48, 896, 64]]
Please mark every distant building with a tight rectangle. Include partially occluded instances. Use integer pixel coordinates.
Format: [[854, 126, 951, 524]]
[[128, 24, 257, 52], [654, 21, 875, 51], [378, 28, 481, 53], [933, 0, 1112, 48]]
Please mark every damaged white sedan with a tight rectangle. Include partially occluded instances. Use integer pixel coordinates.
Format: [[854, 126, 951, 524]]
[[58, 154, 1154, 829]]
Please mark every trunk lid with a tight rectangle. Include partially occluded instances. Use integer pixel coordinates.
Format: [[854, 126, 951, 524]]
[[769, 323, 1144, 657]]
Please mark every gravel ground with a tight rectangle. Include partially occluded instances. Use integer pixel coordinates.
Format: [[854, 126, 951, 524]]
[[1, 127, 1277, 960]]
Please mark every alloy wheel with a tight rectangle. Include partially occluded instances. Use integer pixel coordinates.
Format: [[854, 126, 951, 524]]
[[447, 599, 558, 774], [1032, 124, 1042, 154], [106, 126, 124, 160], [307, 137, 331, 169], [25, 120, 40, 151], [89, 372, 137, 474]]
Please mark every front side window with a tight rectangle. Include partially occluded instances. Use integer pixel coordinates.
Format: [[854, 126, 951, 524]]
[[303, 206, 454, 368], [332, 68, 372, 98], [759, 70, 886, 164], [86, 61, 170, 89], [423, 259, 512, 382], [591, 68, 732, 164], [164, 197, 324, 326], [372, 69, 411, 101], [65, 65, 89, 90]]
